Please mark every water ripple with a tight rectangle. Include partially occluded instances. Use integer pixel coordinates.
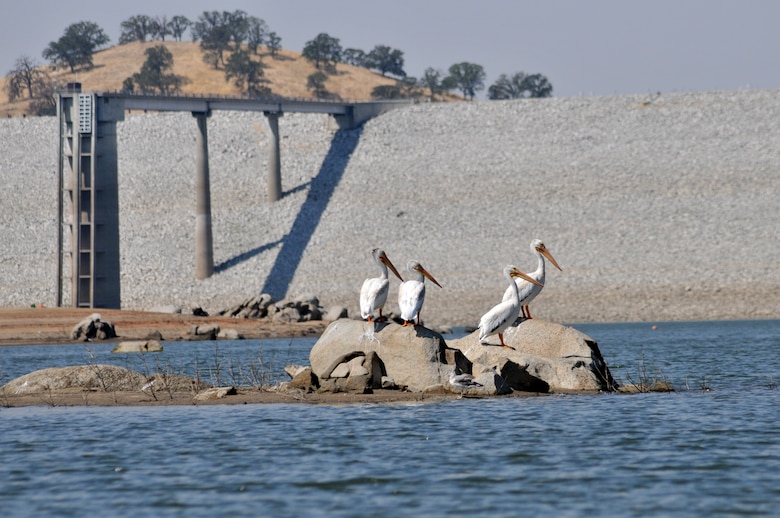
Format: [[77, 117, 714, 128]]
[[2, 320, 780, 516]]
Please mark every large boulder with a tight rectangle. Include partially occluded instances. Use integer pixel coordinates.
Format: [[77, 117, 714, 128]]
[[310, 319, 471, 392], [448, 319, 617, 392], [1, 365, 211, 395], [112, 340, 164, 353], [2, 365, 147, 393]]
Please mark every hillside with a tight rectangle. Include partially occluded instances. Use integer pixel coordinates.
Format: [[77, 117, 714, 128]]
[[0, 41, 405, 117]]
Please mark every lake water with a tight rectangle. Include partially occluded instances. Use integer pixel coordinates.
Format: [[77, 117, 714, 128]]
[[1, 320, 779, 516]]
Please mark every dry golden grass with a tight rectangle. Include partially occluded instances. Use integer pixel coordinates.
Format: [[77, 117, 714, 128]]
[[1, 41, 411, 117]]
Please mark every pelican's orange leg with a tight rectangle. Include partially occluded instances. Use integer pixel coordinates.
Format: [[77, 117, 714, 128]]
[[498, 333, 516, 350]]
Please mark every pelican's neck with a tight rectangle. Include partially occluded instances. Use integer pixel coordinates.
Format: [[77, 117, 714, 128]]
[[378, 261, 389, 279], [533, 249, 546, 284], [506, 270, 520, 303], [410, 269, 425, 283]]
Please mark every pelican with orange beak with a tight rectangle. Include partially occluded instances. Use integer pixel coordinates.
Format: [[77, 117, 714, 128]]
[[360, 248, 404, 322], [480, 265, 543, 349], [502, 239, 562, 319], [398, 261, 442, 326]]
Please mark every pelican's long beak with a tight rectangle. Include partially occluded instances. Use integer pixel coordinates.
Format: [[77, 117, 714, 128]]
[[511, 268, 543, 287], [381, 254, 404, 282], [539, 245, 562, 271], [419, 266, 443, 288]]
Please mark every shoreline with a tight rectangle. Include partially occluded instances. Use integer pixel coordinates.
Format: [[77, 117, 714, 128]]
[[0, 307, 329, 347], [2, 308, 772, 408]]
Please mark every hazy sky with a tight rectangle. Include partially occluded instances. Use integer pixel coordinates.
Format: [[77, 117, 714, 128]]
[[2, 0, 779, 98]]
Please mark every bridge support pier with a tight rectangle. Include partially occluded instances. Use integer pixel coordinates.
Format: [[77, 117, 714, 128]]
[[265, 111, 283, 202], [193, 111, 214, 280], [54, 91, 409, 307]]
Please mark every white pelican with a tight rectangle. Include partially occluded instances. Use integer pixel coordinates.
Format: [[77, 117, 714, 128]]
[[502, 239, 562, 319], [360, 248, 404, 322], [398, 261, 442, 326], [479, 265, 543, 349]]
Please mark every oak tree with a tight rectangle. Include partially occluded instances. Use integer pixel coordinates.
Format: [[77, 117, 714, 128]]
[[366, 45, 405, 77], [42, 21, 110, 73], [446, 62, 486, 100], [5, 55, 51, 102], [302, 33, 342, 71]]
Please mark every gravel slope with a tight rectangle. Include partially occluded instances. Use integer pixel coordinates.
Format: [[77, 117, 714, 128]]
[[1, 89, 778, 325]]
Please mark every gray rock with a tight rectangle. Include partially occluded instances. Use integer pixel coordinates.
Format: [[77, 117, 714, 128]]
[[111, 340, 164, 353], [287, 366, 318, 391], [330, 362, 352, 378], [315, 351, 384, 393], [2, 365, 147, 393], [148, 305, 182, 314], [70, 313, 117, 341], [323, 305, 349, 321], [221, 293, 275, 319], [193, 386, 238, 401], [447, 367, 512, 396], [217, 328, 243, 340], [187, 324, 220, 340], [0, 365, 212, 396], [284, 365, 309, 378], [448, 319, 617, 392], [273, 307, 301, 323], [381, 376, 398, 389], [310, 319, 467, 392]]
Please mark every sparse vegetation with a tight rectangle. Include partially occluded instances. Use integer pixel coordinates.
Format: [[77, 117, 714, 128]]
[[123, 45, 185, 94], [684, 375, 712, 392], [488, 72, 553, 100], [306, 70, 330, 98], [446, 62, 486, 100], [365, 44, 406, 78], [266, 32, 282, 58], [620, 347, 674, 393], [4, 55, 57, 115], [419, 67, 446, 102], [225, 48, 270, 96], [302, 33, 342, 72]]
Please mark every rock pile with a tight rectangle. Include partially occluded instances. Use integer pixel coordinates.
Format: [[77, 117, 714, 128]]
[[70, 313, 117, 341], [218, 293, 348, 323], [294, 318, 617, 396]]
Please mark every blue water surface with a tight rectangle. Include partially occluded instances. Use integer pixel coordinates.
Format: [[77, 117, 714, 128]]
[[1, 320, 779, 517]]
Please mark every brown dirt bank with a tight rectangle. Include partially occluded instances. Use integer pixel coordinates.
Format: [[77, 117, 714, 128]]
[[0, 307, 328, 347], [0, 387, 547, 408]]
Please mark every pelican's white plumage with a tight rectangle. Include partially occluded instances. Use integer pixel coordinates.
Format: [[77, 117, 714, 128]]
[[398, 261, 442, 326], [479, 265, 543, 349], [360, 248, 404, 322], [502, 239, 562, 319]]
